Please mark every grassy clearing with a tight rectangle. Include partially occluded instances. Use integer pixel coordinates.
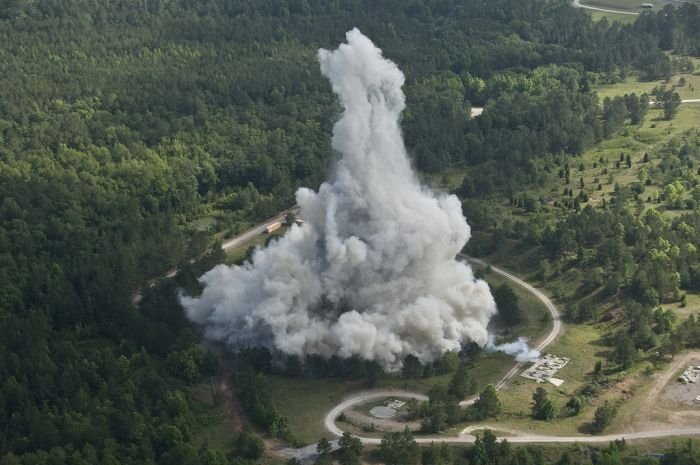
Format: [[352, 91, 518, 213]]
[[586, 9, 638, 23], [456, 324, 605, 436], [263, 259, 553, 443], [596, 70, 700, 102], [581, 0, 657, 12], [266, 376, 365, 444], [480, 102, 700, 234], [678, 293, 700, 320], [581, 0, 700, 19], [190, 382, 239, 453]]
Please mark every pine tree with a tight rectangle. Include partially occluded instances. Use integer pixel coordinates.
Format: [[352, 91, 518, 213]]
[[531, 387, 556, 420], [474, 384, 500, 419]]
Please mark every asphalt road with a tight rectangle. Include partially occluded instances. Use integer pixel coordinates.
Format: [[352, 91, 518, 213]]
[[461, 255, 562, 391], [306, 257, 562, 452], [282, 258, 700, 459], [571, 0, 640, 15]]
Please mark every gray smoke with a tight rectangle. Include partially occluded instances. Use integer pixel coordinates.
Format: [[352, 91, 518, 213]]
[[487, 336, 541, 363], [180, 29, 497, 371]]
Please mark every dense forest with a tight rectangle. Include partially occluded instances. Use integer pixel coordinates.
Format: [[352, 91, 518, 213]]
[[1, 0, 699, 463]]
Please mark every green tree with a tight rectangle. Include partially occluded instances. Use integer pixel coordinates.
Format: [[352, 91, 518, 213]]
[[402, 355, 423, 379], [448, 363, 473, 399], [593, 401, 618, 433], [379, 427, 420, 465], [612, 333, 638, 369], [438, 350, 459, 374], [492, 283, 523, 325], [653, 307, 677, 334], [338, 432, 363, 465], [316, 437, 332, 465], [421, 442, 452, 465], [565, 396, 584, 416], [473, 384, 501, 419], [236, 426, 265, 460], [658, 90, 682, 120], [531, 387, 556, 420]]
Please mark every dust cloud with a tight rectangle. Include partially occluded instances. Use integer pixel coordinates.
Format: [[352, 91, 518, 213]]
[[181, 29, 498, 370]]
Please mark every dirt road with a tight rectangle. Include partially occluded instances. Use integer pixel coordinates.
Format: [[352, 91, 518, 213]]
[[221, 206, 299, 251]]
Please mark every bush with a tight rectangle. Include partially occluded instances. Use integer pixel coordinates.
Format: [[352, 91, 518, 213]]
[[593, 401, 618, 433]]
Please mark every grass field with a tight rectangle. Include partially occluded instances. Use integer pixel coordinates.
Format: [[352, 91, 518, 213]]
[[448, 324, 607, 436], [190, 382, 239, 452], [581, 0, 657, 12], [596, 66, 700, 102], [581, 0, 700, 24], [260, 260, 553, 444], [471, 99, 700, 236], [266, 376, 365, 444], [587, 9, 638, 23]]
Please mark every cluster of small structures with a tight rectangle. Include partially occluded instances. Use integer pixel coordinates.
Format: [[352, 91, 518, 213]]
[[386, 399, 406, 410], [678, 366, 700, 384], [520, 354, 570, 386], [369, 399, 406, 419]]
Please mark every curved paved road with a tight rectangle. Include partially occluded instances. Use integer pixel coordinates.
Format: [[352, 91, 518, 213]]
[[461, 255, 562, 391], [310, 257, 564, 448], [572, 0, 640, 15], [304, 258, 700, 457], [325, 390, 429, 437]]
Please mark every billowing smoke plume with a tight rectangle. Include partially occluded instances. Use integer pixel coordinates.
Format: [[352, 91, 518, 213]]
[[487, 336, 541, 363], [180, 29, 497, 370]]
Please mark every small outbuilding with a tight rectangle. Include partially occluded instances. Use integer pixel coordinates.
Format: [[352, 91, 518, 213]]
[[265, 221, 282, 234]]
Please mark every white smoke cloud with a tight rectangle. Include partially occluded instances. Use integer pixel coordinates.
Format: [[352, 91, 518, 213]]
[[487, 336, 541, 363], [180, 29, 497, 371]]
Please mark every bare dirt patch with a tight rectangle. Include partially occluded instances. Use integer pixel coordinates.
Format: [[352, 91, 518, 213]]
[[631, 353, 700, 430], [663, 359, 700, 406], [663, 382, 700, 406]]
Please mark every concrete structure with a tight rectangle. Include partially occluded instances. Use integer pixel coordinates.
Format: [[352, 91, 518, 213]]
[[369, 399, 407, 419], [386, 399, 406, 409], [370, 406, 396, 418], [678, 366, 700, 384], [521, 354, 570, 384]]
